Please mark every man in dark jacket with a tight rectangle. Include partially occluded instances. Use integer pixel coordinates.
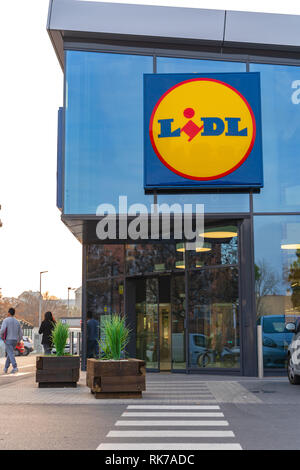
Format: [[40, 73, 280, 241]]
[[87, 311, 99, 358]]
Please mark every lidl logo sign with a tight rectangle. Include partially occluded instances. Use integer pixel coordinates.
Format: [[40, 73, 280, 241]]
[[150, 79, 255, 180], [144, 73, 263, 189]]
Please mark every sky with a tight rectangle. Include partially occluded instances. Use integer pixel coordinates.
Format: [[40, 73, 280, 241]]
[[0, 0, 300, 299]]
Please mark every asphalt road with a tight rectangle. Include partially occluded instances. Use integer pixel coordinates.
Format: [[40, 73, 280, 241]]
[[0, 398, 299, 450]]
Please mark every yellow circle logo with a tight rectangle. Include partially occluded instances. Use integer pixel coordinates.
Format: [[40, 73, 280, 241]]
[[149, 78, 256, 180]]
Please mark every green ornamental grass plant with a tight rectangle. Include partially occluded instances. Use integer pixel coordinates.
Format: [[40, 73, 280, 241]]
[[99, 315, 130, 360], [51, 321, 69, 356]]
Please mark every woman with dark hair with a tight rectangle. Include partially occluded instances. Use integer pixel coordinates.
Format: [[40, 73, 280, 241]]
[[39, 312, 56, 355]]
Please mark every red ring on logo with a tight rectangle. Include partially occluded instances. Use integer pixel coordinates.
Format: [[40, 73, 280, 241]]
[[149, 78, 256, 181]]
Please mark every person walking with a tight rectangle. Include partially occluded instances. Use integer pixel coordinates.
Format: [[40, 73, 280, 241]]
[[39, 311, 56, 355], [87, 311, 99, 358], [0, 308, 23, 374]]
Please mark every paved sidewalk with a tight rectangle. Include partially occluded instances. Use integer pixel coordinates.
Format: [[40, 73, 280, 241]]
[[0, 369, 263, 405]]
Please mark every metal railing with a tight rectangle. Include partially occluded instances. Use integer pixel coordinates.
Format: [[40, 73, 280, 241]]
[[69, 331, 82, 356]]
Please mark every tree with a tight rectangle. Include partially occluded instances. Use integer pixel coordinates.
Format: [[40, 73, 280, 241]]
[[255, 260, 280, 317], [287, 249, 300, 310], [0, 291, 69, 327]]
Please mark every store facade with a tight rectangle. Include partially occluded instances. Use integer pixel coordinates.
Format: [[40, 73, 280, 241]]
[[48, 0, 300, 375]]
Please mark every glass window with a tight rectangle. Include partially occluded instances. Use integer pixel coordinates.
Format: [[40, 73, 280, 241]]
[[86, 277, 124, 316], [156, 57, 249, 213], [126, 243, 181, 275], [251, 63, 300, 212], [254, 215, 300, 368], [65, 51, 153, 214], [188, 267, 240, 369], [87, 244, 124, 280], [157, 56, 246, 74], [188, 223, 239, 268], [157, 193, 250, 214], [171, 274, 186, 369]]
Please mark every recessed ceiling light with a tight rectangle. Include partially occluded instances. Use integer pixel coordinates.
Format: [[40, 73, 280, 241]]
[[281, 244, 300, 250], [176, 242, 211, 252], [199, 225, 238, 239]]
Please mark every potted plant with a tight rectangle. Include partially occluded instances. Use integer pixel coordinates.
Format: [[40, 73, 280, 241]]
[[36, 321, 80, 388], [86, 315, 146, 399]]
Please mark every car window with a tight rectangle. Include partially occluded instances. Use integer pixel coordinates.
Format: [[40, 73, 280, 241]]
[[262, 317, 286, 334], [193, 335, 206, 347], [262, 316, 299, 334]]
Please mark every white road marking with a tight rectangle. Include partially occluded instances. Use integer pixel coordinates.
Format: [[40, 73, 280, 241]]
[[116, 420, 229, 427], [97, 443, 242, 450], [122, 412, 224, 417], [97, 399, 243, 450], [127, 405, 220, 409], [107, 430, 235, 438], [145, 392, 213, 396]]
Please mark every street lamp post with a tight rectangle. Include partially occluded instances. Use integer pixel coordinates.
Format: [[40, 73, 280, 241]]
[[38, 271, 48, 327], [68, 287, 76, 316]]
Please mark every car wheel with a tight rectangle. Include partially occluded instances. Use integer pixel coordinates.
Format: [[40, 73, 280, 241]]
[[287, 355, 300, 385]]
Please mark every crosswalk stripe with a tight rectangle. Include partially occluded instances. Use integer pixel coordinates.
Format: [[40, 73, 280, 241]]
[[135, 399, 217, 403], [146, 388, 211, 391], [145, 389, 213, 398], [146, 386, 211, 389], [127, 405, 220, 409], [122, 412, 224, 417], [97, 443, 242, 450], [97, 397, 242, 450], [116, 420, 229, 427], [146, 384, 210, 387], [107, 430, 235, 438], [148, 382, 212, 384]]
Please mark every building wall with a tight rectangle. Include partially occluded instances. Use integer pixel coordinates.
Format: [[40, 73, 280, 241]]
[[61, 45, 300, 374]]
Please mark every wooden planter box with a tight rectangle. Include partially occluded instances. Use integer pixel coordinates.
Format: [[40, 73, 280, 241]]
[[36, 356, 80, 388], [86, 358, 146, 399]]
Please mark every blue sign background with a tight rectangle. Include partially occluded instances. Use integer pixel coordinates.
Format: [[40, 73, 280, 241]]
[[144, 72, 263, 190]]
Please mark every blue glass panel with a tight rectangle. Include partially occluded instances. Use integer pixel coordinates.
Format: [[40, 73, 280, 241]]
[[65, 51, 153, 214], [252, 64, 300, 212], [254, 215, 300, 368], [57, 107, 63, 210], [156, 57, 249, 212], [157, 56, 246, 74]]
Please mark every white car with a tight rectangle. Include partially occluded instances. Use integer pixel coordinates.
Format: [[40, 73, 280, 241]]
[[286, 322, 300, 384], [22, 336, 34, 356], [0, 339, 5, 357]]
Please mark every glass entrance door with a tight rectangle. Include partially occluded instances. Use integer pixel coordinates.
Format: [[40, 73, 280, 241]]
[[136, 275, 186, 371], [159, 304, 171, 370]]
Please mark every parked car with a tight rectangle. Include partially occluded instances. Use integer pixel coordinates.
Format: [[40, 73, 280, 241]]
[[258, 315, 298, 368], [22, 336, 34, 356], [286, 320, 300, 384], [3, 337, 33, 357], [0, 338, 5, 357], [15, 340, 25, 356]]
